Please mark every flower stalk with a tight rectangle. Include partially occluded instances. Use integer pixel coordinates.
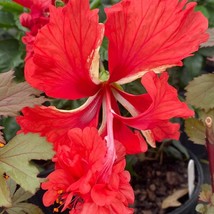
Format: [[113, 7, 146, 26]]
[[205, 117, 214, 192]]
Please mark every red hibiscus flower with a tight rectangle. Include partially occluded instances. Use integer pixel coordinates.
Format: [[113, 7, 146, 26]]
[[17, 0, 207, 178], [13, 0, 53, 59], [42, 127, 134, 213]]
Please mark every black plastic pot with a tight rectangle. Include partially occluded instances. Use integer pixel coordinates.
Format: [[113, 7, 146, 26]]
[[167, 150, 204, 214]]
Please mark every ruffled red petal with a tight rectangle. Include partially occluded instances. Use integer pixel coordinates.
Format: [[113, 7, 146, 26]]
[[113, 72, 194, 141], [26, 0, 104, 99], [105, 0, 208, 83]]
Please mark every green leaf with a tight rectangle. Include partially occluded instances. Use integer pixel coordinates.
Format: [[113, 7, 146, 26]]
[[180, 53, 204, 86], [185, 74, 214, 111], [0, 133, 55, 194], [0, 1, 24, 14], [199, 47, 214, 57], [0, 11, 15, 28], [0, 39, 20, 72], [207, 5, 214, 28], [0, 169, 11, 207], [185, 118, 206, 145], [1, 178, 44, 213], [171, 140, 189, 159], [90, 0, 101, 9], [0, 117, 20, 142], [198, 109, 214, 125], [6, 203, 44, 214]]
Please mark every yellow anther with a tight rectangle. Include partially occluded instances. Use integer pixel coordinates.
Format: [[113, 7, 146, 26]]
[[57, 190, 63, 194], [3, 173, 9, 180], [0, 142, 5, 148], [56, 198, 59, 204], [53, 208, 59, 212]]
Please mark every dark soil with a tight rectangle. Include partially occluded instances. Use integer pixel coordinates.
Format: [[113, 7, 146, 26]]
[[131, 157, 188, 214]]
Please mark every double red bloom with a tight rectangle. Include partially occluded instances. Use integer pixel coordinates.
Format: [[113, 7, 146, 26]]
[[42, 127, 134, 213], [15, 0, 208, 213]]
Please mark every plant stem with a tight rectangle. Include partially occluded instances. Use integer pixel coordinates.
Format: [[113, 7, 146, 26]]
[[205, 117, 214, 192]]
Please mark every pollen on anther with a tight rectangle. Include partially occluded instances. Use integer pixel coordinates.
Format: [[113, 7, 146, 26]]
[[57, 190, 63, 194], [53, 208, 59, 212], [3, 173, 9, 180], [0, 142, 5, 148]]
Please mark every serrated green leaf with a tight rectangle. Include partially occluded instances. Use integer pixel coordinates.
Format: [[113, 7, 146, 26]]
[[185, 74, 214, 111], [0, 71, 47, 117], [0, 133, 55, 193], [1, 178, 44, 213], [6, 203, 44, 214], [198, 109, 214, 122], [185, 118, 206, 145], [5, 179, 43, 214], [0, 169, 11, 207]]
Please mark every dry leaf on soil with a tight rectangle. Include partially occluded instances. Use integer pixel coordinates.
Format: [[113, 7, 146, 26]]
[[161, 188, 188, 209]]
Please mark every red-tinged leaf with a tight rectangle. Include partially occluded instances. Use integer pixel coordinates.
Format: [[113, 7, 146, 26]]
[[113, 72, 194, 141], [26, 0, 104, 99], [105, 0, 208, 84], [17, 92, 103, 149], [0, 71, 47, 117]]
